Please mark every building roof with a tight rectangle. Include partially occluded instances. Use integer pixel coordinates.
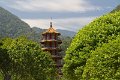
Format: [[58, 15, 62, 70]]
[[42, 22, 60, 35]]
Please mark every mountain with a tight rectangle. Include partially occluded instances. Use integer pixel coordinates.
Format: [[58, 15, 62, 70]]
[[0, 7, 33, 38], [0, 7, 73, 57], [32, 27, 45, 34], [0, 7, 75, 41], [111, 4, 120, 13], [57, 29, 76, 37], [32, 27, 76, 37]]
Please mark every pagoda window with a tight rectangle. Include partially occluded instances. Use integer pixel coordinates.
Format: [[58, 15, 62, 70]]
[[47, 34, 49, 40], [49, 34, 52, 39], [49, 42, 52, 47], [45, 34, 47, 40], [52, 50, 55, 55], [54, 42, 56, 47], [51, 41, 54, 47], [54, 34, 56, 39], [55, 51, 57, 55], [44, 43, 46, 47], [46, 42, 49, 47], [52, 34, 55, 40], [55, 50, 57, 55]]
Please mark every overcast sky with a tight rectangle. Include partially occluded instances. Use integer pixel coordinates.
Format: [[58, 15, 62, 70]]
[[0, 0, 120, 32]]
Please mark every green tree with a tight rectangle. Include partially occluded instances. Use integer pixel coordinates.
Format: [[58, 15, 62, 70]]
[[0, 37, 56, 80], [63, 11, 120, 80], [83, 36, 120, 80], [0, 38, 13, 80]]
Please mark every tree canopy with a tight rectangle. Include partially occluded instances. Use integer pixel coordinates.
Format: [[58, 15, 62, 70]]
[[83, 36, 120, 80], [0, 37, 56, 80], [63, 11, 120, 80]]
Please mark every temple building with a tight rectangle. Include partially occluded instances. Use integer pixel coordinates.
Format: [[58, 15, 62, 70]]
[[40, 22, 62, 76]]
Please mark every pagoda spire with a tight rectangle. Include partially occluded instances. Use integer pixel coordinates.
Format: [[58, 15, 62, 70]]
[[50, 22, 52, 27], [50, 17, 53, 27]]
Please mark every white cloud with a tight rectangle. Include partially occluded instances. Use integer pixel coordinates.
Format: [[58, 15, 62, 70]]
[[7, 0, 101, 12], [22, 17, 97, 32]]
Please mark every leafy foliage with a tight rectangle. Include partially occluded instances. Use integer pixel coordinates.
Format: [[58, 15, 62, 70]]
[[83, 36, 120, 80], [0, 37, 56, 80], [0, 38, 12, 79], [63, 11, 120, 80]]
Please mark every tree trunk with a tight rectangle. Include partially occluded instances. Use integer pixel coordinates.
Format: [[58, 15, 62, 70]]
[[4, 74, 11, 80]]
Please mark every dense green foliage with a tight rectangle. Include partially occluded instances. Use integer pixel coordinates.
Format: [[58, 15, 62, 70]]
[[0, 37, 56, 80], [63, 11, 120, 80], [83, 36, 120, 79]]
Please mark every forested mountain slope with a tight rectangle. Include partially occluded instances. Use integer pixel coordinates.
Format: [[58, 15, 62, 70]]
[[0, 7, 75, 39], [0, 7, 33, 38]]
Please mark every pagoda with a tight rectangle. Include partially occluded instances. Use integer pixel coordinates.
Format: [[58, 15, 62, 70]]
[[40, 22, 62, 76]]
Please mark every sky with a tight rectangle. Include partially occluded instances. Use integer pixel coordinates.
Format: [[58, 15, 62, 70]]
[[0, 0, 120, 32]]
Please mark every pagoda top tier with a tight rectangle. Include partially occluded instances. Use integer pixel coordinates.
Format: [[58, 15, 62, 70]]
[[42, 22, 60, 35]]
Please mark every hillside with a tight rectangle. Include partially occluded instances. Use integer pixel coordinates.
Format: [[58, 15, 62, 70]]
[[57, 29, 76, 37], [0, 7, 33, 38]]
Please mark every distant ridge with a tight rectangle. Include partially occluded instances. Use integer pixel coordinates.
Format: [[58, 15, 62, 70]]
[[32, 27, 76, 37], [57, 29, 76, 37], [0, 6, 75, 42]]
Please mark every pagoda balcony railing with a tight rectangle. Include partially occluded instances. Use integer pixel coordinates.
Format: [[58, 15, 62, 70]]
[[41, 46, 62, 48], [53, 53, 62, 56], [42, 47, 62, 51], [55, 64, 63, 67], [40, 39, 62, 44], [41, 37, 61, 41], [52, 55, 62, 59], [41, 39, 56, 40], [41, 47, 62, 50], [54, 52, 62, 56]]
